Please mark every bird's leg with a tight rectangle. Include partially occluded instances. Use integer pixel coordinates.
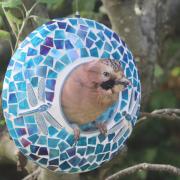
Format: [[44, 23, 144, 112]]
[[96, 122, 107, 135], [71, 124, 80, 143]]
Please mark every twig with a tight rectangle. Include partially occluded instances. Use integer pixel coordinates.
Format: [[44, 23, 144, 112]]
[[137, 108, 180, 124], [2, 6, 18, 40], [22, 167, 41, 180], [105, 163, 180, 180], [14, 0, 41, 50]]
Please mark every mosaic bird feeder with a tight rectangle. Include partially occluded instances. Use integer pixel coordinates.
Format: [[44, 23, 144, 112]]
[[2, 17, 141, 173]]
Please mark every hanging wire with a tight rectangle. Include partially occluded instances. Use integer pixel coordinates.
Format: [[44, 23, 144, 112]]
[[75, 0, 80, 18]]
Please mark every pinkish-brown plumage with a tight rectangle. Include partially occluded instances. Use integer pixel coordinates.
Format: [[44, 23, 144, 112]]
[[61, 59, 130, 138]]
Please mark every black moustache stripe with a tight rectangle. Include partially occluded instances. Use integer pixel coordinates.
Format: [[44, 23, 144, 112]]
[[100, 79, 115, 90]]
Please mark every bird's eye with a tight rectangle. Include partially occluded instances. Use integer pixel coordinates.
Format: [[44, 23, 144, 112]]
[[103, 72, 110, 77]]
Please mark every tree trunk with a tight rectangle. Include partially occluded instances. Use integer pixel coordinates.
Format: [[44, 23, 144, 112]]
[[101, 0, 180, 108]]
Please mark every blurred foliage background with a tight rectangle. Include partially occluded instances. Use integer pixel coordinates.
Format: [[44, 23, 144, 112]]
[[0, 0, 179, 180]]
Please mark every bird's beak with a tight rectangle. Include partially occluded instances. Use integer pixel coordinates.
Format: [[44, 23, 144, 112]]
[[114, 77, 130, 87]]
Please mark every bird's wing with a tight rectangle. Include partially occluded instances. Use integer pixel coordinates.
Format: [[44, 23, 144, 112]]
[[35, 113, 48, 135], [38, 78, 46, 103], [43, 111, 62, 129], [27, 83, 38, 107]]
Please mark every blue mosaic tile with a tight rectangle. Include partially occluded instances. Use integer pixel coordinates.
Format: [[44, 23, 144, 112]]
[[90, 47, 99, 57], [50, 149, 59, 159], [58, 141, 69, 152], [40, 45, 51, 56], [69, 156, 81, 166], [30, 145, 40, 154], [57, 128, 68, 139], [54, 62, 65, 72], [65, 40, 74, 49], [44, 37, 54, 47], [47, 24, 57, 31], [86, 38, 94, 48], [86, 146, 95, 155], [59, 161, 71, 170], [47, 69, 57, 78], [95, 40, 104, 49], [39, 158, 48, 165], [67, 50, 79, 61], [15, 128, 27, 137], [19, 99, 29, 109], [88, 31, 97, 41], [48, 126, 58, 136], [66, 25, 76, 34], [57, 22, 67, 29], [101, 51, 110, 59], [88, 136, 96, 145], [61, 54, 71, 64], [27, 124, 38, 136], [39, 28, 50, 37], [27, 48, 37, 56], [49, 158, 59, 165], [77, 30, 87, 40], [60, 152, 68, 161], [85, 20, 95, 27], [31, 36, 43, 47], [37, 136, 47, 145], [8, 93, 17, 103], [24, 115, 35, 124], [112, 51, 120, 59], [48, 138, 59, 148], [80, 48, 89, 57], [44, 56, 54, 67], [104, 29, 112, 39], [54, 40, 64, 49], [28, 134, 39, 143], [95, 144, 104, 154], [55, 30, 65, 39], [77, 148, 86, 156], [34, 55, 44, 65], [14, 117, 24, 126], [38, 147, 48, 155], [69, 19, 77, 26]]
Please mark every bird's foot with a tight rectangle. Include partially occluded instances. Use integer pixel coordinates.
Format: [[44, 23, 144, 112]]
[[96, 122, 107, 135], [71, 124, 80, 143]]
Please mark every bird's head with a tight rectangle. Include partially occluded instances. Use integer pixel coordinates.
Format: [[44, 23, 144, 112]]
[[84, 59, 130, 92]]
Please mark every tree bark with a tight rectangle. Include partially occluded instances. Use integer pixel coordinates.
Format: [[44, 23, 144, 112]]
[[101, 0, 180, 108]]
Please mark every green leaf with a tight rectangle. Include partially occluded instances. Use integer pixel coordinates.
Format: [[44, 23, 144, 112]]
[[0, 29, 10, 40], [0, 0, 22, 8], [171, 66, 180, 77]]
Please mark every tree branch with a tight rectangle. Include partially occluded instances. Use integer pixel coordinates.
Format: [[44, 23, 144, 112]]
[[138, 108, 180, 124], [22, 167, 41, 180], [105, 163, 180, 180]]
